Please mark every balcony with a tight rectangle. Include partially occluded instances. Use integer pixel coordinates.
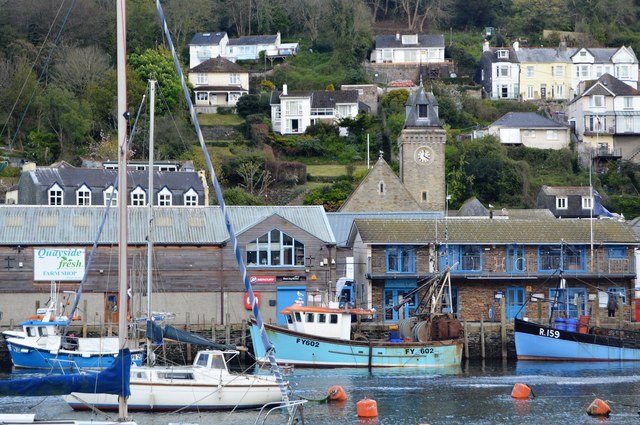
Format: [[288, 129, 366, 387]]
[[593, 146, 622, 160]]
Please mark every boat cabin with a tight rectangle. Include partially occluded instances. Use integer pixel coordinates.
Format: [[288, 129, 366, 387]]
[[193, 350, 229, 370], [281, 305, 374, 341]]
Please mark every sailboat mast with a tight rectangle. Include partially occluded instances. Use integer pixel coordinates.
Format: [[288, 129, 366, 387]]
[[146, 80, 155, 365], [116, 0, 129, 420]]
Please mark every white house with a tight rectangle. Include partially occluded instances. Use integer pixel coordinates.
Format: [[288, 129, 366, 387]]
[[188, 32, 229, 69], [488, 112, 570, 150], [370, 33, 445, 64], [270, 85, 359, 135], [477, 42, 520, 99], [188, 56, 249, 112], [570, 46, 639, 94], [225, 32, 298, 62]]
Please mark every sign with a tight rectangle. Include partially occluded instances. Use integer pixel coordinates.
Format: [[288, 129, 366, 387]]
[[279, 275, 306, 282], [245, 292, 260, 310], [250, 275, 276, 285], [34, 248, 85, 282]]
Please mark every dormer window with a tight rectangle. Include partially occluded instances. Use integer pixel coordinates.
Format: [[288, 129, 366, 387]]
[[582, 196, 593, 210], [184, 188, 199, 206], [48, 183, 63, 206], [497, 50, 509, 59], [402, 34, 418, 45], [418, 104, 429, 118], [556, 196, 568, 210], [157, 187, 173, 206], [131, 186, 146, 206], [76, 184, 92, 206], [104, 186, 118, 207]]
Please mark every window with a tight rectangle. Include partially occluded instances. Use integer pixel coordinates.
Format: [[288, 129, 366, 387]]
[[379, 181, 384, 194], [130, 186, 146, 206], [549, 288, 587, 319], [184, 188, 198, 206], [608, 247, 627, 259], [318, 313, 326, 323], [246, 229, 304, 267], [608, 287, 627, 305], [329, 314, 338, 324], [402, 34, 418, 45], [48, 183, 63, 206], [197, 46, 209, 59], [624, 97, 633, 109], [546, 130, 558, 140], [497, 50, 509, 59], [591, 95, 604, 107], [552, 66, 564, 77], [595, 65, 603, 77], [582, 196, 593, 210], [418, 104, 429, 118], [229, 73, 240, 85], [497, 65, 509, 77], [336, 104, 352, 117], [285, 100, 303, 115], [386, 246, 415, 273], [104, 186, 118, 207], [556, 196, 568, 209], [421, 191, 427, 202], [196, 92, 208, 101], [578, 65, 589, 77], [527, 85, 534, 99], [617, 65, 630, 79], [76, 184, 91, 206], [589, 115, 605, 132], [157, 187, 172, 206], [294, 312, 302, 322], [196, 74, 207, 85], [441, 245, 482, 272], [526, 66, 534, 78], [305, 313, 314, 323], [507, 245, 526, 273], [403, 50, 417, 62], [538, 245, 586, 272], [555, 85, 564, 99]]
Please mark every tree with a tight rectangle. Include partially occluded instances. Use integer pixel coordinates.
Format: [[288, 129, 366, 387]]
[[236, 93, 270, 118], [51, 44, 111, 96], [398, 0, 453, 32]]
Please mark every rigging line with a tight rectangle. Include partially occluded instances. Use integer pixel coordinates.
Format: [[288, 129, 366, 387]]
[[154, 0, 293, 413], [3, 0, 78, 151], [155, 82, 191, 152], [66, 91, 149, 324], [0, 0, 67, 142]]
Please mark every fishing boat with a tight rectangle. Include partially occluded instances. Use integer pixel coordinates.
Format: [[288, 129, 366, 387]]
[[3, 283, 143, 370], [250, 270, 464, 368], [514, 316, 640, 361]]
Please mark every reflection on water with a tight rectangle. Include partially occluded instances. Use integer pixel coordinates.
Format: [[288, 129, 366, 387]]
[[2, 360, 640, 424]]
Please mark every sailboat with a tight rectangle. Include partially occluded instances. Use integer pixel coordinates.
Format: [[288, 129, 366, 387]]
[[63, 79, 286, 413], [0, 1, 136, 423]]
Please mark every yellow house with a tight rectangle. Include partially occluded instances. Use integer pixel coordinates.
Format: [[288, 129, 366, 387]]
[[515, 43, 573, 101], [188, 56, 249, 113]]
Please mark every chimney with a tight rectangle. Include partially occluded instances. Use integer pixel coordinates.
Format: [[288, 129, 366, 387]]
[[283, 84, 288, 95], [483, 41, 490, 52], [513, 41, 520, 51], [396, 33, 400, 41]]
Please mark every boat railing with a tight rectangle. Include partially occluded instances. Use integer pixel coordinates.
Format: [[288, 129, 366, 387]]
[[253, 399, 307, 425]]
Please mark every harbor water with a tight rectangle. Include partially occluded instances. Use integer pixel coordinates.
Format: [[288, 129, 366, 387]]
[[2, 360, 640, 424]]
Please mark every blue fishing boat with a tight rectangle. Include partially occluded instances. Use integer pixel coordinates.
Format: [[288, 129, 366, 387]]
[[514, 317, 640, 361], [251, 270, 464, 368]]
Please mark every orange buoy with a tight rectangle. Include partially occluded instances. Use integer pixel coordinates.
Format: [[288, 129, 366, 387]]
[[327, 385, 347, 402], [511, 383, 532, 399], [587, 398, 611, 417], [357, 398, 378, 417]]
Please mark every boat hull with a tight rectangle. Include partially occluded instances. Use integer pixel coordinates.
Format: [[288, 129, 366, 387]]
[[514, 318, 640, 361], [65, 375, 284, 412], [6, 339, 143, 370], [250, 322, 463, 368]]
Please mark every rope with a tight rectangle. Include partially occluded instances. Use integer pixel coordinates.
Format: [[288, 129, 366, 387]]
[[153, 0, 292, 416]]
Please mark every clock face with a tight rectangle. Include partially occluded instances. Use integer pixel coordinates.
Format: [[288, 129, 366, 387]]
[[415, 147, 433, 164]]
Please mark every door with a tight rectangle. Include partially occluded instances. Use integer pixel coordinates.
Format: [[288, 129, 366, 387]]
[[506, 287, 525, 320], [276, 286, 306, 325], [105, 293, 118, 323], [383, 281, 417, 322]]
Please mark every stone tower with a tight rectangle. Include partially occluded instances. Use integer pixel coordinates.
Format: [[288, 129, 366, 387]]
[[397, 85, 446, 211]]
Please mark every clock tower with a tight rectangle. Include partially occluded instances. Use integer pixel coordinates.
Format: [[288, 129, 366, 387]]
[[398, 85, 446, 211]]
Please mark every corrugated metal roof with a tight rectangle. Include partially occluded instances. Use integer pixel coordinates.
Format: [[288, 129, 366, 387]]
[[351, 218, 638, 245], [0, 206, 335, 245], [327, 212, 442, 247]]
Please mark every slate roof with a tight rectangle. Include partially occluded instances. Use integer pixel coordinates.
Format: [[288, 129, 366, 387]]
[[270, 90, 358, 107], [515, 47, 574, 63], [189, 32, 227, 46], [540, 186, 592, 197], [21, 168, 202, 192], [582, 73, 639, 96], [404, 86, 442, 127], [572, 48, 621, 62], [192, 85, 248, 92], [481, 48, 519, 63], [190, 56, 246, 73], [490, 112, 567, 129], [0, 206, 336, 245], [228, 35, 277, 46], [349, 218, 638, 245], [374, 34, 445, 49]]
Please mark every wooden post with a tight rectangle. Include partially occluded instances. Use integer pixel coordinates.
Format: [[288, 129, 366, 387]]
[[537, 297, 542, 321], [595, 291, 601, 327], [9, 318, 14, 330], [480, 314, 485, 359], [186, 312, 192, 363], [211, 318, 216, 341], [500, 297, 507, 360], [241, 319, 247, 362], [463, 320, 469, 360], [225, 313, 231, 344]]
